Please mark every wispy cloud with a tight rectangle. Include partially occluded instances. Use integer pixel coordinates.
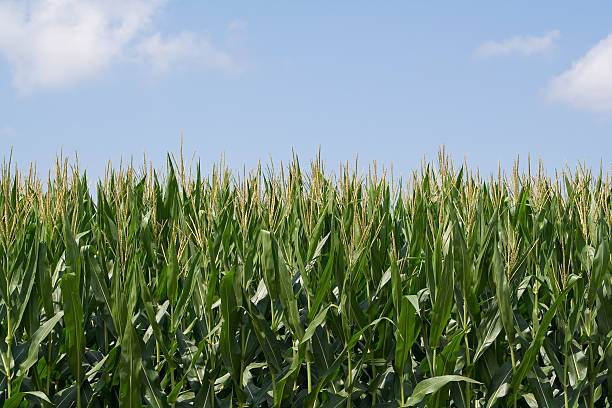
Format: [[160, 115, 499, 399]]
[[0, 126, 17, 141], [138, 30, 241, 75], [0, 0, 243, 93], [476, 30, 560, 57], [548, 34, 612, 113]]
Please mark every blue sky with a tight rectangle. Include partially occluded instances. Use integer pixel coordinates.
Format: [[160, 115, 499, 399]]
[[1, 1, 612, 180]]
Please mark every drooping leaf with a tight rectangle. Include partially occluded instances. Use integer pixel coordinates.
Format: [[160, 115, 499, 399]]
[[405, 375, 481, 406]]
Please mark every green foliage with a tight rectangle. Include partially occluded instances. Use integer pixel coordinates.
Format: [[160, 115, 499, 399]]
[[0, 151, 611, 407]]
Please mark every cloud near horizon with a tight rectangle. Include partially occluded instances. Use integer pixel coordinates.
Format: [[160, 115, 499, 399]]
[[476, 30, 560, 57], [138, 31, 242, 75], [548, 34, 612, 113], [0, 125, 16, 138], [0, 0, 241, 93]]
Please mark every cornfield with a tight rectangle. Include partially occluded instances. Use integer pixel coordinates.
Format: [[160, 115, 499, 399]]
[[1, 150, 611, 408]]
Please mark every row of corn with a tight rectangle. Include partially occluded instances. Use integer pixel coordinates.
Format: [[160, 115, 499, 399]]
[[0, 151, 610, 407]]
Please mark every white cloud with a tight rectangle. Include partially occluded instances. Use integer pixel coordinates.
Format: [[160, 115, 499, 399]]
[[548, 34, 612, 113], [476, 30, 560, 57], [0, 0, 164, 92], [226, 20, 248, 44], [0, 0, 242, 93], [138, 32, 239, 74]]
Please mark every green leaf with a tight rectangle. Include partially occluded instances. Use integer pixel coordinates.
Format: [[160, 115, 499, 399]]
[[436, 327, 466, 376], [394, 295, 420, 376], [19, 311, 64, 374], [36, 242, 54, 318], [493, 242, 514, 344], [24, 390, 52, 404], [484, 361, 512, 408], [390, 257, 402, 314], [272, 233, 304, 340], [3, 393, 25, 408], [260, 230, 279, 300], [61, 272, 84, 386], [309, 248, 335, 318], [172, 253, 200, 331], [138, 267, 174, 369], [472, 306, 502, 363], [510, 278, 579, 393], [166, 241, 180, 306], [87, 252, 112, 318], [13, 241, 37, 337], [119, 319, 142, 408], [245, 298, 283, 376], [169, 338, 207, 403], [219, 270, 243, 398], [142, 357, 169, 408], [302, 304, 338, 346], [429, 244, 454, 349], [587, 232, 609, 308], [405, 375, 481, 406]]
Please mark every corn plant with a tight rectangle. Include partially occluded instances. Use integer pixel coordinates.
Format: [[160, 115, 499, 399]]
[[0, 150, 610, 407]]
